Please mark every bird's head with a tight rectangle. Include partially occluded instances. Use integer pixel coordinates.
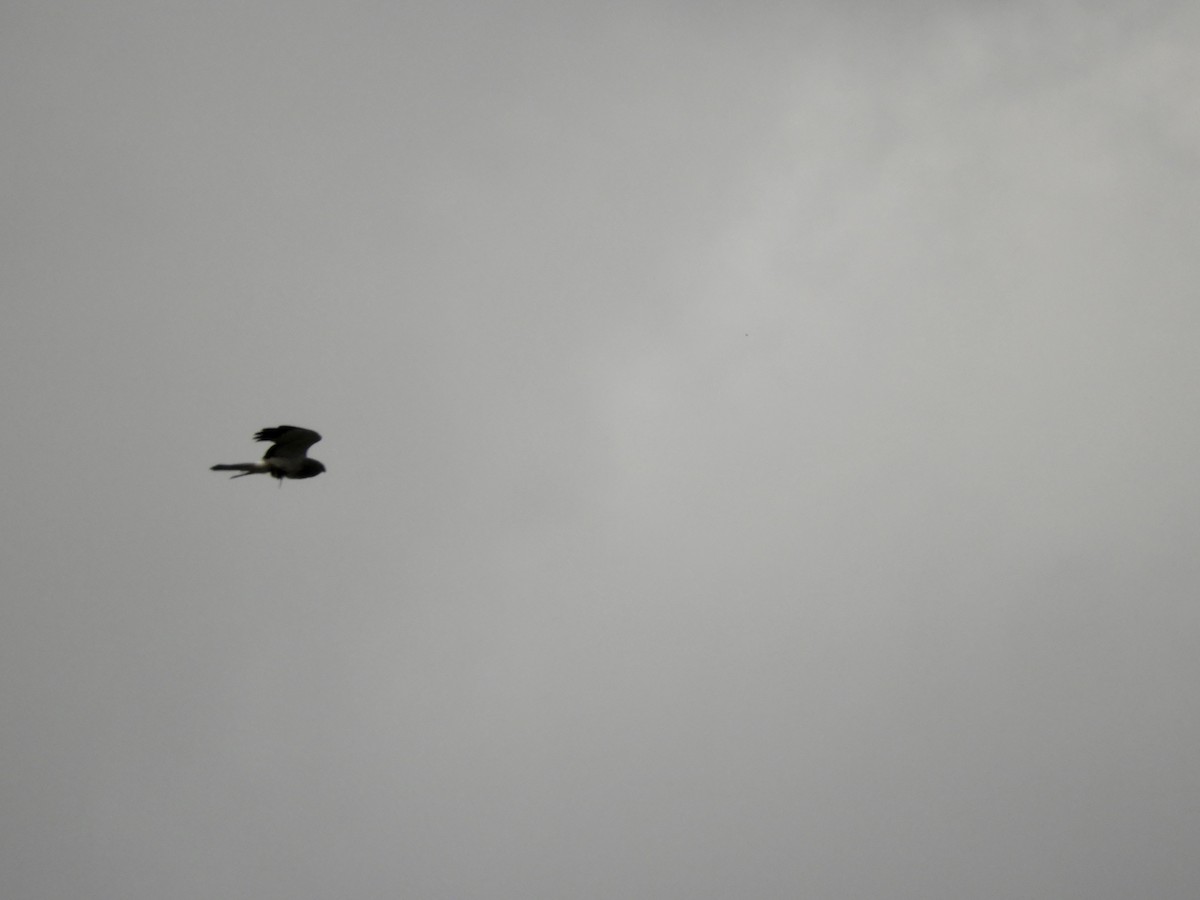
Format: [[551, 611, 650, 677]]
[[297, 459, 326, 478]]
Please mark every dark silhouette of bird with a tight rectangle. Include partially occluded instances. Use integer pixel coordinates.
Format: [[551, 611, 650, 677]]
[[211, 426, 325, 481]]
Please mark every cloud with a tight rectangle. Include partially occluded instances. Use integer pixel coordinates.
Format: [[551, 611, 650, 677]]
[[3, 3, 1198, 899]]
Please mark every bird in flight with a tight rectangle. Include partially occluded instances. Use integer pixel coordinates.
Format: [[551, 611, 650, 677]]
[[211, 426, 326, 481]]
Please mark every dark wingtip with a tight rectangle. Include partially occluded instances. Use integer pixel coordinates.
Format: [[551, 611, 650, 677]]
[[254, 427, 286, 442], [253, 425, 320, 444]]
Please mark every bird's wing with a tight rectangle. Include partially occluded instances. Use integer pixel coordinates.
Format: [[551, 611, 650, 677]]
[[254, 425, 322, 460]]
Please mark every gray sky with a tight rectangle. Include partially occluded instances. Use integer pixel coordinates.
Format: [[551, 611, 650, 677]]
[[3, 2, 1199, 898]]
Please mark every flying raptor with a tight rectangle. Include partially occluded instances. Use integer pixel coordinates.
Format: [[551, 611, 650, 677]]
[[211, 426, 326, 481]]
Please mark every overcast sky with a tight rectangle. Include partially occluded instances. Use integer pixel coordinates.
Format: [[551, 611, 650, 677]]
[[3, 2, 1199, 898]]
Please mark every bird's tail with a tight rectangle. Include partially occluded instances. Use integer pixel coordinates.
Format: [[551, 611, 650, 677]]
[[210, 462, 266, 478]]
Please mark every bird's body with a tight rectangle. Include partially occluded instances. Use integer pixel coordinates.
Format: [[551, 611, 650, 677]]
[[211, 426, 325, 480]]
